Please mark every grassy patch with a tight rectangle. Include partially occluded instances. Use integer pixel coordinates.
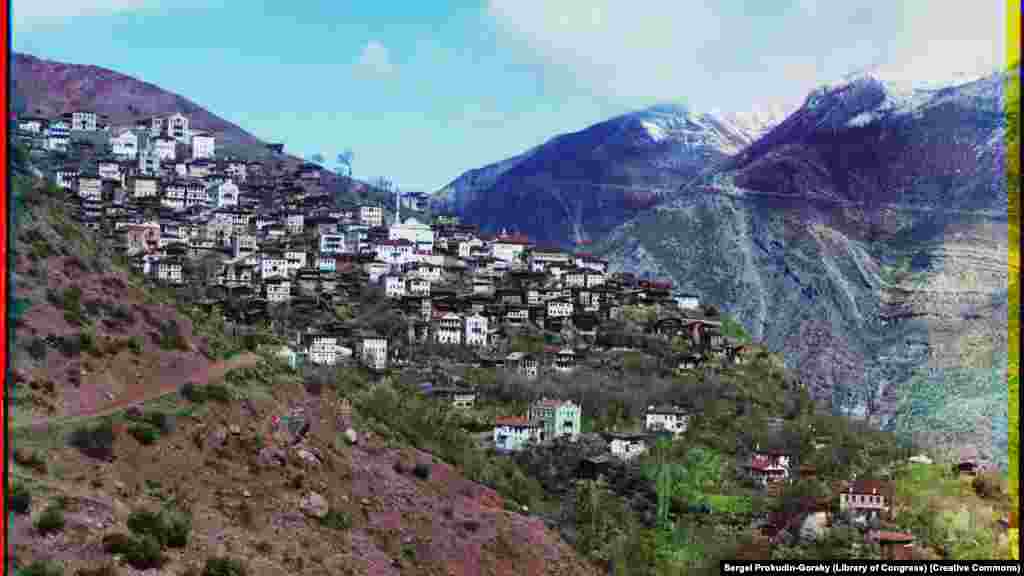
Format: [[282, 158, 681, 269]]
[[201, 557, 247, 576], [18, 560, 64, 576], [8, 481, 32, 514], [35, 499, 66, 535], [319, 508, 352, 531]]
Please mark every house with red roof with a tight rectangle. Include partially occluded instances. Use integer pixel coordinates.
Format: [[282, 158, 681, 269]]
[[493, 416, 542, 452]]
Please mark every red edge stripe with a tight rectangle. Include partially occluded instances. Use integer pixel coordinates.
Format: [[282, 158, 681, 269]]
[[1, 0, 9, 567]]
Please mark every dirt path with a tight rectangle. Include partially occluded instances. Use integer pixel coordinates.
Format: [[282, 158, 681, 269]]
[[14, 352, 263, 433]]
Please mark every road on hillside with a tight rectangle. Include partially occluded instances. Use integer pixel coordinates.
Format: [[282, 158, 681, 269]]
[[13, 352, 264, 433]]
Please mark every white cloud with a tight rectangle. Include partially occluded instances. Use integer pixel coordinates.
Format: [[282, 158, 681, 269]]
[[354, 40, 396, 78], [13, 0, 154, 27], [486, 0, 1006, 112]]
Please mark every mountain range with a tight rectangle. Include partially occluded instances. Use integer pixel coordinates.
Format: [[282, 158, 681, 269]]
[[443, 69, 1014, 465]]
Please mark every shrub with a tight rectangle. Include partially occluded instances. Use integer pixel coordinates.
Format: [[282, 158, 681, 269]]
[[104, 533, 165, 570], [75, 563, 119, 576], [126, 507, 191, 548], [69, 420, 116, 460], [19, 560, 64, 576], [412, 462, 432, 480], [319, 509, 352, 531], [971, 473, 1003, 500], [181, 382, 205, 403], [205, 384, 232, 404], [202, 557, 247, 576], [146, 411, 176, 435], [128, 424, 159, 446], [14, 447, 48, 474], [9, 482, 32, 514], [156, 320, 189, 351], [27, 337, 48, 360], [36, 502, 66, 535], [127, 337, 143, 354]]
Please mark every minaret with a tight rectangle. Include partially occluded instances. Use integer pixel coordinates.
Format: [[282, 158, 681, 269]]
[[395, 186, 401, 225]]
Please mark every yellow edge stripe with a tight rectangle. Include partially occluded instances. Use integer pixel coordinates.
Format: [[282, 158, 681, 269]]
[[1006, 0, 1020, 526]]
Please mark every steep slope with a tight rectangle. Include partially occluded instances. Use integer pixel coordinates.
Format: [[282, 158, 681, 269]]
[[9, 170, 597, 576], [435, 103, 788, 246], [596, 69, 1013, 465]]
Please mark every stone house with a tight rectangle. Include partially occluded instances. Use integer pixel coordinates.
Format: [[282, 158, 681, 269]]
[[644, 405, 690, 436], [493, 417, 542, 452]]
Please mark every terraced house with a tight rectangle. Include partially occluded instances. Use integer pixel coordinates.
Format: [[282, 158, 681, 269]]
[[528, 398, 581, 442]]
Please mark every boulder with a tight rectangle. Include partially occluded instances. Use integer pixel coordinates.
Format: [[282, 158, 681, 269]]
[[209, 428, 228, 450], [295, 447, 321, 467], [300, 492, 329, 519], [257, 447, 287, 467], [344, 428, 358, 445]]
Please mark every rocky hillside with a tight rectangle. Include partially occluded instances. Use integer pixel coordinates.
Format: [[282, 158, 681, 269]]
[[433, 103, 787, 246], [9, 169, 596, 575], [595, 68, 1015, 466]]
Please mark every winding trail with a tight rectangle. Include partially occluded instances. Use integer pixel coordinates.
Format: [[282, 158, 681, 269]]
[[13, 352, 263, 433]]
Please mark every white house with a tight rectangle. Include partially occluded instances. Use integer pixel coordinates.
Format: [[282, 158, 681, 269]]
[[606, 433, 650, 461], [674, 293, 700, 310], [210, 181, 238, 209], [490, 235, 530, 263], [285, 212, 304, 235], [359, 205, 384, 228], [55, 168, 79, 190], [167, 113, 190, 142], [155, 258, 184, 284], [317, 255, 337, 273], [364, 261, 388, 284], [506, 352, 539, 380], [304, 332, 340, 366], [435, 312, 463, 345], [110, 130, 139, 160], [18, 117, 46, 134], [284, 249, 308, 275], [153, 136, 177, 161], [528, 248, 570, 272], [47, 121, 70, 151], [232, 234, 258, 259], [464, 313, 489, 347], [320, 233, 346, 254], [389, 217, 434, 253], [71, 110, 98, 132], [375, 239, 415, 265], [458, 238, 484, 259], [261, 252, 288, 280], [493, 417, 542, 452], [553, 348, 577, 373], [407, 277, 430, 296], [385, 274, 406, 298], [138, 149, 162, 176], [132, 176, 159, 199], [77, 176, 103, 201], [361, 332, 388, 370], [644, 405, 690, 436], [838, 480, 892, 522], [547, 299, 574, 318], [191, 132, 215, 159], [744, 449, 792, 487], [265, 278, 292, 303]]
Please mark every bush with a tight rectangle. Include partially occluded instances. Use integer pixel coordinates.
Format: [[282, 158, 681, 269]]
[[157, 320, 189, 351], [412, 462, 432, 480], [205, 384, 232, 404], [27, 337, 48, 360], [202, 557, 247, 576], [9, 482, 32, 514], [103, 533, 165, 570], [69, 420, 116, 460], [19, 560, 64, 576], [181, 382, 205, 403], [126, 507, 191, 548], [14, 447, 48, 474], [128, 424, 159, 446], [146, 412, 176, 435], [36, 502, 66, 535], [319, 509, 352, 531], [75, 563, 119, 576], [971, 473, 1004, 500]]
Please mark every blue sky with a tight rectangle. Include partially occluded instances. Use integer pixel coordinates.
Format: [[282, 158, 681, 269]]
[[13, 1, 1005, 191]]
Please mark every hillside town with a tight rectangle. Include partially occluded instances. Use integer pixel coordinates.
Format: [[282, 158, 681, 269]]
[[12, 108, 1007, 561]]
